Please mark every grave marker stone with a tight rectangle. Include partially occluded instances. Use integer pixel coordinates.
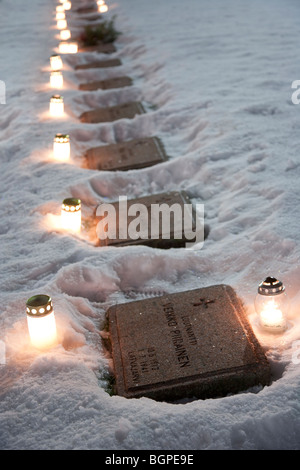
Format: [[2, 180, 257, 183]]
[[80, 101, 145, 123], [85, 136, 167, 171], [107, 285, 271, 401], [79, 76, 132, 91]]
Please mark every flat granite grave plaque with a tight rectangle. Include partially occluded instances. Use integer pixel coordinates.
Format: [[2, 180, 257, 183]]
[[80, 101, 145, 124], [78, 43, 117, 54], [85, 136, 168, 171], [95, 190, 203, 249], [75, 59, 122, 70], [107, 285, 271, 401], [79, 76, 133, 91]]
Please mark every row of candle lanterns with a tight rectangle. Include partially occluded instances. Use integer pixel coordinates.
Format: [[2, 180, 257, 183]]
[[25, 0, 91, 350], [25, 0, 291, 352]]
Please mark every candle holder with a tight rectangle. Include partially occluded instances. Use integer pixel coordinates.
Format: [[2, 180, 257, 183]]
[[50, 54, 63, 71], [60, 29, 71, 41], [56, 11, 65, 20], [61, 198, 81, 232], [57, 19, 67, 30], [53, 134, 70, 161], [98, 3, 108, 13], [56, 5, 64, 13], [49, 95, 64, 117], [50, 70, 63, 89], [26, 295, 58, 349], [58, 42, 78, 54], [63, 1, 72, 10], [255, 276, 289, 333]]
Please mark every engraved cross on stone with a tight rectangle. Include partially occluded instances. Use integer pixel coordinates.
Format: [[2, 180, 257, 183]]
[[193, 298, 215, 308]]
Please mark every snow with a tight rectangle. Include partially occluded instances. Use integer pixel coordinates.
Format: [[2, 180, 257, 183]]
[[0, 0, 300, 450]]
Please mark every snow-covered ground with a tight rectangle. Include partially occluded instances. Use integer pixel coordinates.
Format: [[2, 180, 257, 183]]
[[0, 0, 300, 450]]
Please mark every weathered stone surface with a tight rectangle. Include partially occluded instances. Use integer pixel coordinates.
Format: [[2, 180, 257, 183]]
[[107, 285, 271, 401], [79, 76, 132, 91], [78, 43, 116, 54], [95, 190, 202, 249], [75, 59, 122, 70], [80, 102, 145, 123], [85, 137, 168, 171]]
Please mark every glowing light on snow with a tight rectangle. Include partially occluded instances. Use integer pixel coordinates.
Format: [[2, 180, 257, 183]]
[[50, 54, 63, 71], [56, 12, 65, 20], [57, 19, 67, 30], [61, 198, 81, 232], [49, 95, 64, 117], [50, 70, 63, 89], [255, 276, 289, 333], [58, 42, 78, 54], [53, 134, 70, 161], [26, 295, 58, 350], [60, 29, 71, 41]]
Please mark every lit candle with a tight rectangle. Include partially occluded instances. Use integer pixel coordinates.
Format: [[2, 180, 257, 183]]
[[60, 29, 71, 41], [49, 95, 64, 117], [56, 5, 64, 12], [57, 19, 67, 30], [26, 295, 58, 350], [61, 198, 81, 232], [56, 11, 65, 20], [53, 133, 70, 161], [58, 42, 78, 54], [97, 0, 105, 5], [50, 70, 63, 89], [255, 276, 289, 333], [99, 4, 108, 13], [63, 1, 72, 10], [50, 54, 63, 71]]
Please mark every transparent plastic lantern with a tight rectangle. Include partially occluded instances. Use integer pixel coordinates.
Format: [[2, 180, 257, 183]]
[[59, 42, 78, 54], [61, 198, 81, 232], [60, 29, 71, 41], [57, 19, 67, 30], [56, 5, 64, 13], [53, 134, 70, 161], [49, 95, 64, 117], [99, 4, 108, 13], [255, 276, 289, 333], [50, 54, 63, 71], [50, 70, 63, 89], [63, 1, 72, 10], [26, 295, 58, 350], [56, 11, 65, 20]]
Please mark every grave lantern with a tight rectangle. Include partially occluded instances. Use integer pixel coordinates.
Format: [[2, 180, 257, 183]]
[[49, 95, 64, 117], [57, 19, 67, 30], [50, 70, 63, 89], [50, 54, 63, 71], [26, 295, 58, 349], [99, 3, 108, 13], [63, 1, 72, 10], [61, 198, 81, 232], [255, 276, 289, 333], [53, 134, 70, 161], [58, 42, 78, 54], [56, 5, 64, 13], [60, 29, 71, 41], [56, 11, 65, 20]]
